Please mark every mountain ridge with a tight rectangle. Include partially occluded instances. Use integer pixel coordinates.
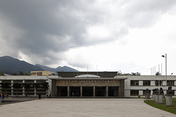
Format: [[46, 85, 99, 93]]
[[0, 56, 78, 74]]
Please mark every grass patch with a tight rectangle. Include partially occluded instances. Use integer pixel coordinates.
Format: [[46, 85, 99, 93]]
[[144, 98, 176, 114]]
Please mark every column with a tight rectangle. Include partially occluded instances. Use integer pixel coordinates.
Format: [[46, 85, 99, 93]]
[[106, 86, 108, 97], [93, 86, 95, 97], [67, 86, 69, 97], [119, 87, 121, 97], [139, 81, 143, 86], [151, 81, 155, 86], [23, 80, 25, 96], [80, 86, 82, 97], [11, 80, 13, 96], [34, 80, 37, 96]]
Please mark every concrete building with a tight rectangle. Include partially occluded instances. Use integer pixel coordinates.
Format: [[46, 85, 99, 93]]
[[31, 71, 56, 76], [0, 71, 176, 97]]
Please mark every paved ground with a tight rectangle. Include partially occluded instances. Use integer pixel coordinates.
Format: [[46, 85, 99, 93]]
[[0, 98, 175, 117]]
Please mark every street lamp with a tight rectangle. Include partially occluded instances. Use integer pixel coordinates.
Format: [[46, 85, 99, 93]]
[[162, 53, 167, 90]]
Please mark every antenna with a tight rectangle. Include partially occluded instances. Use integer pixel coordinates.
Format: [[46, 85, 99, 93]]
[[96, 65, 98, 76], [87, 65, 88, 74]]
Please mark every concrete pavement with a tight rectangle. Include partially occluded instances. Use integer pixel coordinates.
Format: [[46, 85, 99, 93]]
[[0, 98, 175, 117]]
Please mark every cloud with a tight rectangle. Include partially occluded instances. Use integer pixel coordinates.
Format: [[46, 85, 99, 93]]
[[0, 0, 175, 70]]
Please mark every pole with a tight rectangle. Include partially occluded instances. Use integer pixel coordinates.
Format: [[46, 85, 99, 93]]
[[165, 53, 167, 90]]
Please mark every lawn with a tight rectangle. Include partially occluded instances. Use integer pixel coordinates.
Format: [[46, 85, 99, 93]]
[[144, 98, 176, 114]]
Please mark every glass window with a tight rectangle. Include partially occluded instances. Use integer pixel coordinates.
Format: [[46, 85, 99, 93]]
[[143, 90, 151, 95], [167, 81, 174, 86], [143, 81, 150, 86], [155, 80, 162, 86], [130, 90, 139, 96], [130, 80, 139, 86]]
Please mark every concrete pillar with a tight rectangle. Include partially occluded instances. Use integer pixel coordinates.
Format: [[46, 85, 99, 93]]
[[23, 80, 25, 96], [51, 80, 57, 96], [159, 95, 164, 104], [163, 81, 166, 86], [139, 81, 143, 86], [67, 86, 69, 97], [93, 86, 95, 97], [80, 86, 82, 97], [152, 94, 156, 102], [139, 90, 143, 96], [155, 95, 159, 103], [11, 80, 13, 96], [151, 81, 155, 86], [106, 86, 108, 97], [34, 80, 37, 96], [119, 87, 121, 97], [165, 95, 172, 106]]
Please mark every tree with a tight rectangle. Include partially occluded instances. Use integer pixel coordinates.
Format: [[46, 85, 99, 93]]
[[13, 73, 18, 75], [0, 73, 5, 76], [24, 73, 29, 75], [19, 71, 24, 75]]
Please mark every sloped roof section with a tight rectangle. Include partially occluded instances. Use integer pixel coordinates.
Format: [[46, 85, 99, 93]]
[[74, 74, 100, 78]]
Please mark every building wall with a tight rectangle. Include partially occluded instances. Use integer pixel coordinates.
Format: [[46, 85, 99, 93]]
[[1, 75, 176, 97], [31, 71, 56, 76], [0, 76, 50, 96], [123, 75, 176, 97]]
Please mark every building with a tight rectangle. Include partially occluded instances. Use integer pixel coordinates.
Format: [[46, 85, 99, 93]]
[[31, 71, 56, 76], [0, 71, 176, 97]]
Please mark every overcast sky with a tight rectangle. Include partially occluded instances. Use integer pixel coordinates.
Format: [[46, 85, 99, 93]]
[[0, 0, 176, 75]]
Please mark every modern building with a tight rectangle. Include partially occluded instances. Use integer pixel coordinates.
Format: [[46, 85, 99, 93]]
[[31, 71, 56, 76], [0, 71, 176, 97]]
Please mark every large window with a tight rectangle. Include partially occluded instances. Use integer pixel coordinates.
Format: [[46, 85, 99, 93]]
[[167, 81, 174, 86], [37, 72, 42, 76], [155, 80, 162, 86], [143, 81, 150, 86], [143, 90, 151, 95], [130, 90, 139, 96], [130, 80, 139, 86]]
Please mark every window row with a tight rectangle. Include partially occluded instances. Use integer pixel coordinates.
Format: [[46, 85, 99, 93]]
[[130, 90, 175, 96], [130, 80, 175, 86]]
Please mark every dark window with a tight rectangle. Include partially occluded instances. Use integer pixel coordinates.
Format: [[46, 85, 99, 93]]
[[155, 80, 162, 86], [167, 81, 174, 86], [131, 80, 139, 86], [143, 90, 151, 95], [143, 81, 150, 86], [130, 90, 139, 96], [37, 72, 42, 76]]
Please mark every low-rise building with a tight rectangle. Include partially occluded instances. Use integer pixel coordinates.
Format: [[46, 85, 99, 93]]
[[0, 71, 175, 97], [31, 71, 56, 76]]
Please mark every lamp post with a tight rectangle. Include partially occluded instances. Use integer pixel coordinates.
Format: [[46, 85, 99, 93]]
[[162, 53, 167, 90]]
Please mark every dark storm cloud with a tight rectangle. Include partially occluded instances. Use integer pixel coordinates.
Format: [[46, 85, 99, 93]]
[[0, 0, 175, 66]]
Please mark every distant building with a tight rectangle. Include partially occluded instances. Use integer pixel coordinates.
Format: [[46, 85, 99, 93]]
[[31, 71, 56, 76]]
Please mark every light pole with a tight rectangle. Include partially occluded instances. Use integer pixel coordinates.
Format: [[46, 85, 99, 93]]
[[162, 53, 167, 91]]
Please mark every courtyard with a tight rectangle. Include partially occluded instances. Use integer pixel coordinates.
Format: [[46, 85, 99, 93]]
[[0, 98, 175, 117]]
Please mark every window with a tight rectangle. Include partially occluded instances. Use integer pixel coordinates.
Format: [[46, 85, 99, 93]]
[[167, 81, 174, 86], [143, 81, 150, 86], [130, 90, 139, 96], [143, 90, 151, 95], [130, 80, 139, 86], [37, 72, 42, 76], [155, 80, 162, 86]]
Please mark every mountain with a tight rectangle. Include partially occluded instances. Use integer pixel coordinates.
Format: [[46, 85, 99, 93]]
[[35, 64, 78, 73], [0, 56, 43, 74]]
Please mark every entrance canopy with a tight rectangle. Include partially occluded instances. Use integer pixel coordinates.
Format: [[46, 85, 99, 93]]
[[74, 74, 100, 78]]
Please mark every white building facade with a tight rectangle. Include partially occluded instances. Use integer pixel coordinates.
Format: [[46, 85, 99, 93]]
[[0, 73, 176, 97]]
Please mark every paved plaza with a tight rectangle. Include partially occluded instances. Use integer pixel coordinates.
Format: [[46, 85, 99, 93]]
[[0, 98, 175, 117]]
